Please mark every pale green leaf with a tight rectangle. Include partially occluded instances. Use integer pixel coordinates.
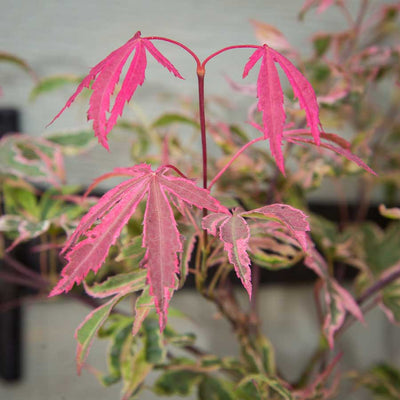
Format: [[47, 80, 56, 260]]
[[75, 295, 122, 374], [84, 270, 147, 299], [30, 75, 82, 100]]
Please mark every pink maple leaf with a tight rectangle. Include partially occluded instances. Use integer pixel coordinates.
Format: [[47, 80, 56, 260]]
[[243, 45, 321, 174], [202, 204, 310, 298], [247, 204, 310, 252], [203, 211, 253, 297], [283, 129, 376, 175], [50, 164, 227, 330], [49, 31, 183, 150]]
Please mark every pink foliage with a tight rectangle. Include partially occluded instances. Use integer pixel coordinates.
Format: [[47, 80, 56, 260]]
[[49, 32, 183, 150], [243, 45, 321, 173], [250, 204, 310, 251], [203, 211, 252, 297], [50, 164, 227, 330], [284, 129, 376, 175], [203, 204, 310, 298]]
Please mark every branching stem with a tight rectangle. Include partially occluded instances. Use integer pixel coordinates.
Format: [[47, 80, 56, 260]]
[[146, 36, 202, 68], [208, 137, 264, 190], [202, 45, 259, 68]]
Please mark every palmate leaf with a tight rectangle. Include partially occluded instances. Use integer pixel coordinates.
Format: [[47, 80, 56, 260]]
[[50, 164, 227, 330], [203, 204, 310, 298], [0, 215, 50, 252], [49, 31, 183, 150], [284, 129, 376, 175], [83, 270, 147, 299], [249, 222, 305, 270], [0, 134, 65, 186], [203, 210, 252, 297], [243, 45, 321, 173]]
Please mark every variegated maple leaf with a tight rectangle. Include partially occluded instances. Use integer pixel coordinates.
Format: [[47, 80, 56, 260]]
[[49, 31, 183, 150], [243, 44, 321, 174], [304, 244, 364, 348], [202, 204, 310, 298], [283, 129, 377, 175], [49, 164, 227, 330]]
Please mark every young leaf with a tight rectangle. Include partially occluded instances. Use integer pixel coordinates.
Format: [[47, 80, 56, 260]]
[[203, 204, 310, 297], [203, 211, 252, 298], [0, 133, 65, 186], [244, 204, 310, 252], [75, 294, 123, 374], [248, 223, 305, 270], [50, 164, 227, 331], [83, 270, 147, 299], [243, 45, 321, 173], [0, 216, 50, 252], [243, 46, 285, 173], [49, 31, 183, 150], [284, 130, 376, 175], [219, 213, 253, 297]]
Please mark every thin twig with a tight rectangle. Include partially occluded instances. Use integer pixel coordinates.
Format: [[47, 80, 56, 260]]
[[357, 264, 400, 306], [3, 253, 48, 284], [0, 270, 47, 289]]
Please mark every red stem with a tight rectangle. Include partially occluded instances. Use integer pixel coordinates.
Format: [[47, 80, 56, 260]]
[[3, 253, 49, 284], [145, 36, 202, 68], [202, 45, 259, 68], [146, 38, 261, 191], [197, 66, 209, 248], [197, 68, 208, 189]]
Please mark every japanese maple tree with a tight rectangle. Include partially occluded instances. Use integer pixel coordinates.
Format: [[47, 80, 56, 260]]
[[47, 28, 371, 335], [2, 1, 400, 399]]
